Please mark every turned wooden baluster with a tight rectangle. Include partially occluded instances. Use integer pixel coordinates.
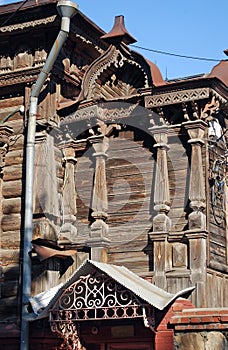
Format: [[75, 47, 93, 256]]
[[87, 134, 110, 262]]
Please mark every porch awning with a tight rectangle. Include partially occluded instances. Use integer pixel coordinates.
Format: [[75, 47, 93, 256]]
[[28, 259, 194, 321]]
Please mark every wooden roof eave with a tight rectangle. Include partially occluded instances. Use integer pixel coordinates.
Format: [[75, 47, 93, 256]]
[[57, 92, 143, 116], [143, 76, 228, 108], [145, 76, 228, 97]]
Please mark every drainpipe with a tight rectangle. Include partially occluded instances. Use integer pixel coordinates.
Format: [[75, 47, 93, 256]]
[[20, 1, 78, 349]]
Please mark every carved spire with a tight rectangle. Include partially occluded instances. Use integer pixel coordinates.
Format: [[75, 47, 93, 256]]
[[101, 15, 136, 45]]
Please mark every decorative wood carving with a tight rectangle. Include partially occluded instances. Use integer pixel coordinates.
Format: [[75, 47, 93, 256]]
[[149, 126, 171, 290], [33, 133, 59, 217], [182, 102, 190, 120], [0, 15, 57, 33], [0, 55, 12, 72], [71, 23, 107, 53], [200, 95, 220, 121], [145, 88, 210, 108], [60, 146, 78, 242], [79, 43, 152, 101], [0, 125, 13, 174], [0, 16, 104, 94], [87, 134, 110, 261], [61, 103, 139, 125], [209, 159, 226, 225], [183, 120, 207, 229], [149, 125, 171, 232], [90, 135, 109, 220], [0, 67, 41, 87], [51, 321, 83, 350]]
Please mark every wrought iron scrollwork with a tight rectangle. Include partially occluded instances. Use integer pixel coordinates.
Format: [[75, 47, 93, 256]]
[[50, 271, 155, 348]]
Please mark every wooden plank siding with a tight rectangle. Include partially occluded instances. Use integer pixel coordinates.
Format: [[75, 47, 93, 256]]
[[0, 98, 25, 320], [206, 269, 228, 307], [208, 142, 227, 270], [73, 127, 193, 274]]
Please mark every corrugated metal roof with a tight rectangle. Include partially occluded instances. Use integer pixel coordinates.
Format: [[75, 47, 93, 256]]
[[28, 259, 194, 321], [90, 260, 194, 310]]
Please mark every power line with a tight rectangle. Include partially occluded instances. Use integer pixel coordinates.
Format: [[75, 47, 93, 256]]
[[0, 1, 222, 64], [1, 0, 29, 27], [131, 44, 221, 62]]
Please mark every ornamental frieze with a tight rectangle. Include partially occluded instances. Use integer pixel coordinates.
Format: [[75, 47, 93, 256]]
[[0, 15, 57, 33], [145, 88, 210, 108], [71, 24, 107, 53], [0, 68, 40, 87], [60, 103, 139, 125]]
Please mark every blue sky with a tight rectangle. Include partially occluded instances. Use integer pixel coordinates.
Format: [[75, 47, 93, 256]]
[[1, 0, 227, 80]]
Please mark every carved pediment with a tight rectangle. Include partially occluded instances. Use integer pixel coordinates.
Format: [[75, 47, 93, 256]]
[[79, 43, 153, 102]]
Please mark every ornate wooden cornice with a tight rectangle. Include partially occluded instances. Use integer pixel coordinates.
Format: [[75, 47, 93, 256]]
[[60, 102, 139, 125], [0, 15, 57, 33], [145, 88, 210, 108], [144, 85, 228, 124], [71, 24, 107, 54], [0, 67, 41, 87], [79, 43, 153, 102]]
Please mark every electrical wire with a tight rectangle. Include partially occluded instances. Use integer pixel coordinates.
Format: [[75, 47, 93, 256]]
[[1, 0, 29, 27], [0, 1, 223, 64], [130, 44, 221, 62]]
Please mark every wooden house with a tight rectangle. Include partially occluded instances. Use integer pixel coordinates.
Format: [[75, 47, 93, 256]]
[[0, 0, 227, 349]]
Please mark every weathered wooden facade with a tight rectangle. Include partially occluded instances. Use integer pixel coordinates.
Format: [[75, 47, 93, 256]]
[[0, 0, 228, 349]]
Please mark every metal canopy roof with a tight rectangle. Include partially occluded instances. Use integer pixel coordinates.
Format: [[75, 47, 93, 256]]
[[28, 259, 194, 321]]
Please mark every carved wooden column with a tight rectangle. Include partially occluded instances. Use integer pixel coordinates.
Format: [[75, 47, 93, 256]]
[[60, 146, 77, 242], [183, 120, 207, 307], [150, 125, 171, 231], [34, 132, 59, 218], [86, 135, 110, 262], [149, 125, 171, 290], [183, 120, 207, 229]]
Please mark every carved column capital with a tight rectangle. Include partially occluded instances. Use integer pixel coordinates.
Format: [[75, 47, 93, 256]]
[[149, 125, 169, 144], [183, 119, 207, 140], [89, 134, 109, 157], [63, 147, 77, 165]]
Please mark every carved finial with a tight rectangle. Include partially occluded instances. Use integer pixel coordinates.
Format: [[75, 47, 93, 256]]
[[101, 15, 137, 45]]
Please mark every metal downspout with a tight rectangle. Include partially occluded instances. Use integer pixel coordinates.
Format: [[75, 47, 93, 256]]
[[20, 2, 78, 349]]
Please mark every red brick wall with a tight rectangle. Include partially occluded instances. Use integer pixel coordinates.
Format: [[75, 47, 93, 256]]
[[155, 298, 194, 350], [169, 307, 228, 331]]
